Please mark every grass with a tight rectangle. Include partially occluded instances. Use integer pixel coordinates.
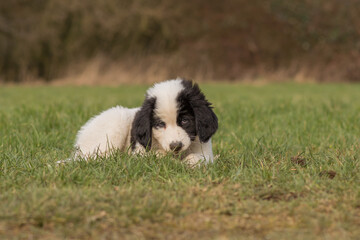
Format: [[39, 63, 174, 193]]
[[1, 83, 360, 239]]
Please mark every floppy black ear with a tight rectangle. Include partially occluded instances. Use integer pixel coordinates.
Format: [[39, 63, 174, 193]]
[[193, 102, 218, 142], [180, 80, 218, 142], [131, 97, 156, 150]]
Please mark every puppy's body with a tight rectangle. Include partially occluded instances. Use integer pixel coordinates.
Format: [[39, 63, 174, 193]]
[[75, 106, 139, 157], [72, 78, 218, 165]]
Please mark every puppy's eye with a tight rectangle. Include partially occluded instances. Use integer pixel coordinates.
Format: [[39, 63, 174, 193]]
[[155, 121, 166, 128], [181, 118, 189, 125]]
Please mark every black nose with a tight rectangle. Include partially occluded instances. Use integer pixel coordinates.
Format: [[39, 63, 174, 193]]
[[169, 141, 183, 152]]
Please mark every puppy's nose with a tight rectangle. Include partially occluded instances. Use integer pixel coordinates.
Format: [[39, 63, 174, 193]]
[[169, 141, 183, 152]]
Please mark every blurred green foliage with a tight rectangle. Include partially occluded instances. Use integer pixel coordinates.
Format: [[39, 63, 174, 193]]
[[0, 0, 359, 82]]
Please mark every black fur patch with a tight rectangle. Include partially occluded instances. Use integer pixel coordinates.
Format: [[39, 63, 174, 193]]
[[176, 93, 197, 141], [130, 97, 156, 150], [177, 79, 218, 142]]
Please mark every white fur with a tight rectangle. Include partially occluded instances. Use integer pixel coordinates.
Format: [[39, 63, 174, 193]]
[[74, 106, 139, 157], [60, 79, 216, 166], [184, 137, 214, 165]]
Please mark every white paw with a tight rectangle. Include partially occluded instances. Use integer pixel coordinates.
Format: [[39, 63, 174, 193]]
[[184, 154, 204, 167]]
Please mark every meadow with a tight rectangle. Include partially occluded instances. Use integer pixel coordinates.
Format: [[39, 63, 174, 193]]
[[1, 83, 360, 239]]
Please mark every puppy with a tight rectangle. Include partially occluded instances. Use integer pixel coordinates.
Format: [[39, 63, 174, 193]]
[[71, 78, 218, 165]]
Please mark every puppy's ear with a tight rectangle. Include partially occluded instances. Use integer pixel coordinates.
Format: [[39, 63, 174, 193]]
[[180, 80, 218, 142], [131, 97, 156, 150], [193, 102, 218, 142]]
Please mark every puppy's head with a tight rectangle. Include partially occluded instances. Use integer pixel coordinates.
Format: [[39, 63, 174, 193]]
[[131, 78, 218, 153]]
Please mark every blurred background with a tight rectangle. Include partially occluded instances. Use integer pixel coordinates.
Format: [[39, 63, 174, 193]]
[[0, 0, 359, 84]]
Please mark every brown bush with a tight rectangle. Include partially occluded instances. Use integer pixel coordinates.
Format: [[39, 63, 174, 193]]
[[0, 0, 359, 83]]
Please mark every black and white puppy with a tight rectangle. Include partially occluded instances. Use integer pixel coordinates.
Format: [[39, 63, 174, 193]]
[[71, 78, 218, 165]]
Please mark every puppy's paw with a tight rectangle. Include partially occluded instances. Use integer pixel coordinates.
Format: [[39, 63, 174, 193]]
[[183, 154, 205, 168], [132, 143, 147, 156], [56, 158, 79, 165]]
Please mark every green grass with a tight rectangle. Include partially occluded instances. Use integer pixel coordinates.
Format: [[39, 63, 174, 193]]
[[1, 83, 360, 239]]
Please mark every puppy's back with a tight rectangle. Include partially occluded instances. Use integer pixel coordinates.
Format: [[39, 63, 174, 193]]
[[75, 106, 139, 158]]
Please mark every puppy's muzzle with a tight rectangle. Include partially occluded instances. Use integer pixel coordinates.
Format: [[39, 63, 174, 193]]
[[169, 141, 183, 152]]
